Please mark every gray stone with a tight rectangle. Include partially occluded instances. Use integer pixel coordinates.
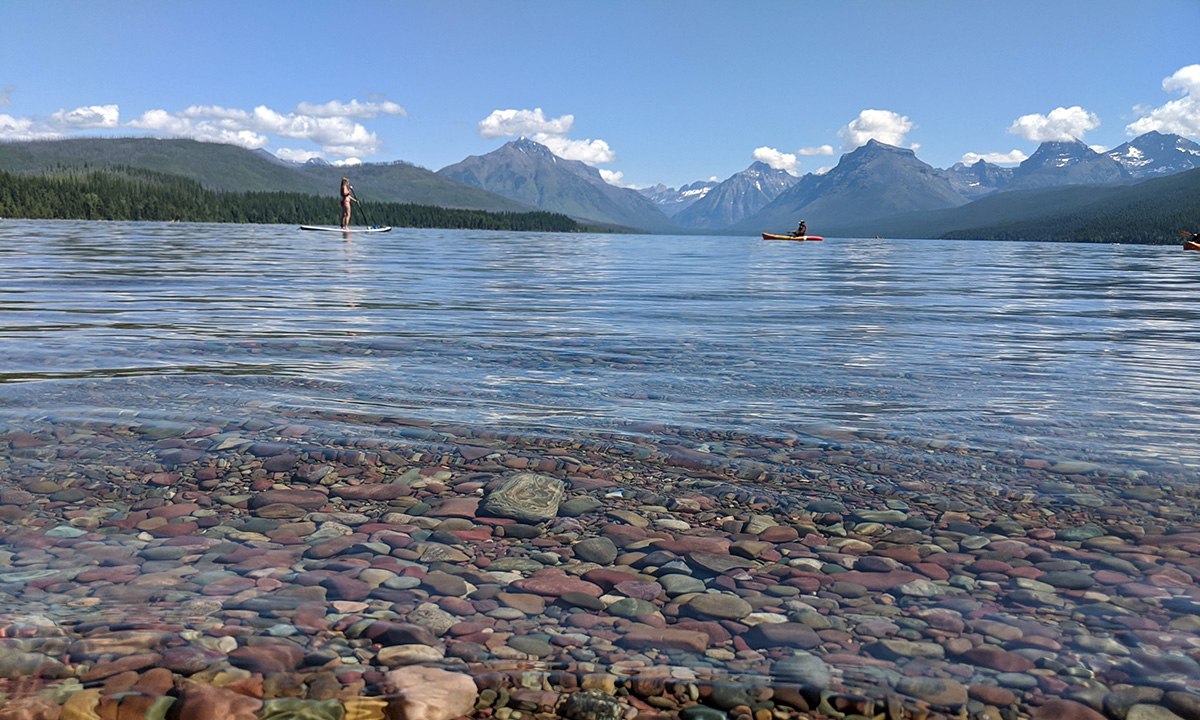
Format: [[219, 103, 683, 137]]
[[686, 592, 752, 620], [658, 574, 705, 597], [574, 537, 618, 565], [606, 598, 658, 618], [772, 652, 831, 689]]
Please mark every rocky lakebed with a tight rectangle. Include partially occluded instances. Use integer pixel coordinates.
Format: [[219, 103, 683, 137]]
[[0, 409, 1198, 720]]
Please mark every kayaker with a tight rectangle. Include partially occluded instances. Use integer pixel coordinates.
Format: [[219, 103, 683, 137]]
[[340, 177, 360, 229], [792, 220, 807, 237]]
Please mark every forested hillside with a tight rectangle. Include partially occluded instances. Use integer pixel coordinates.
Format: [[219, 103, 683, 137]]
[[0, 168, 584, 232], [940, 167, 1200, 243], [0, 137, 533, 213]]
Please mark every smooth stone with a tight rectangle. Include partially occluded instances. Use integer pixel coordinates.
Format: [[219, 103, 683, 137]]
[[897, 676, 969, 707], [559, 497, 603, 517], [1041, 571, 1096, 590], [685, 593, 752, 620], [385, 666, 479, 720], [870, 638, 945, 660], [377, 644, 445, 667], [606, 597, 658, 618], [1126, 707, 1186, 720], [743, 622, 821, 650], [420, 571, 470, 597], [507, 635, 556, 657], [574, 537, 619, 565], [1033, 699, 1108, 720], [658, 574, 706, 597], [772, 652, 831, 689], [617, 623, 710, 654]]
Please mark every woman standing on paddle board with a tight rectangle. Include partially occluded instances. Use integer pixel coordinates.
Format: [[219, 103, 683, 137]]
[[340, 177, 359, 229]]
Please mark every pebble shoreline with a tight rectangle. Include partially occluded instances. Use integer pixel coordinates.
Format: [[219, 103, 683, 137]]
[[0, 410, 1198, 720]]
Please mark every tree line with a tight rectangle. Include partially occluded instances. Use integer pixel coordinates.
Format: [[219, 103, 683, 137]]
[[0, 167, 587, 232]]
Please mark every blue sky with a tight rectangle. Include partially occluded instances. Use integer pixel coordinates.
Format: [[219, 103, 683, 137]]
[[2, 0, 1198, 190]]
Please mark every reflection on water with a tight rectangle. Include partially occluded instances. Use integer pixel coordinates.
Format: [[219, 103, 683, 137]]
[[1, 220, 1200, 716]]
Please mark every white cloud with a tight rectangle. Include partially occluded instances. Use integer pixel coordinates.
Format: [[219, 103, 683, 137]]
[[959, 149, 1029, 166], [479, 107, 625, 181], [128, 101, 389, 158], [1125, 64, 1200, 137], [599, 169, 626, 186], [752, 146, 799, 173], [479, 108, 574, 139], [798, 145, 835, 156], [47, 104, 120, 130], [128, 108, 271, 149], [533, 133, 616, 165], [294, 99, 407, 119], [275, 147, 324, 164], [839, 109, 916, 151], [1008, 106, 1099, 142], [0, 84, 13, 106], [0, 113, 49, 141]]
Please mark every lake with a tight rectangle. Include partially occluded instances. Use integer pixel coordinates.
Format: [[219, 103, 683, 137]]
[[1, 219, 1198, 716]]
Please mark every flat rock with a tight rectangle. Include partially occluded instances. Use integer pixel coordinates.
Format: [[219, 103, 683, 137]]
[[481, 473, 564, 523], [385, 666, 479, 720]]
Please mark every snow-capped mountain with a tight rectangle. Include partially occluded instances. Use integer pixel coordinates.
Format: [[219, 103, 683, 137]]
[[1106, 131, 1200, 178]]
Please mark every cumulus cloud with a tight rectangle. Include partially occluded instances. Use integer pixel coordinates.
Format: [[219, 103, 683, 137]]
[[599, 169, 627, 186], [479, 107, 624, 179], [535, 134, 616, 165], [128, 100, 393, 158], [0, 113, 45, 140], [1126, 64, 1200, 137], [752, 146, 799, 173], [0, 96, 403, 161], [798, 145, 835, 156], [47, 104, 120, 130], [839, 109, 916, 151], [959, 149, 1029, 166], [479, 108, 574, 139], [1008, 106, 1100, 142]]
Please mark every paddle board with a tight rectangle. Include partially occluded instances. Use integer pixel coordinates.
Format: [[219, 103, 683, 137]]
[[300, 225, 392, 233]]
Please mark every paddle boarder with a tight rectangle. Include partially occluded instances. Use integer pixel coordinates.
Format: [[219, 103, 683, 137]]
[[340, 177, 360, 230]]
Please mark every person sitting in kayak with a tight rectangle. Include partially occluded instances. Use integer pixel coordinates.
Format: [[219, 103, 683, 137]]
[[791, 220, 807, 237], [340, 177, 360, 229]]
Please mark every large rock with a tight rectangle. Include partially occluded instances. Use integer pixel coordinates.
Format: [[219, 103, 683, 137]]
[[385, 666, 479, 720], [481, 473, 565, 523]]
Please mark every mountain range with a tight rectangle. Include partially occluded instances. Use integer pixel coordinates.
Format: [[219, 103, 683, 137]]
[[2, 130, 1198, 239]]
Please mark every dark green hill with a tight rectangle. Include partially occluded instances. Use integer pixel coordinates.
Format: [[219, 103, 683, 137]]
[[0, 138, 326, 193], [822, 166, 1200, 244], [0, 137, 531, 213], [293, 161, 535, 212]]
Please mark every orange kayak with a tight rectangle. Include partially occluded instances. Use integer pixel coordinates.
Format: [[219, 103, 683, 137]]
[[1186, 241, 1200, 251], [763, 233, 823, 241]]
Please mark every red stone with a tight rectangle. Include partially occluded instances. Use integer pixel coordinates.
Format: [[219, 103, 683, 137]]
[[960, 647, 1036, 673], [1032, 699, 1106, 720]]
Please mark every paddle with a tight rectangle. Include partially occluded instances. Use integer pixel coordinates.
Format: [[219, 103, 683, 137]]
[[1179, 231, 1194, 237], [350, 188, 375, 229]]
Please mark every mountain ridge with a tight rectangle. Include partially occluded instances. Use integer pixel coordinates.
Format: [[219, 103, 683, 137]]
[[436, 138, 677, 232]]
